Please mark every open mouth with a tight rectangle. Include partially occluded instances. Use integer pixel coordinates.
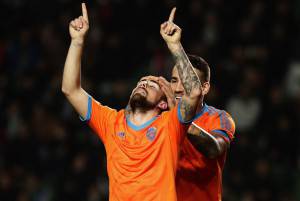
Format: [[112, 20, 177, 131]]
[[175, 96, 182, 100]]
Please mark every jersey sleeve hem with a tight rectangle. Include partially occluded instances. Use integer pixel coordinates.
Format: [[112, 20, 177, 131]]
[[79, 95, 92, 122], [211, 129, 231, 142]]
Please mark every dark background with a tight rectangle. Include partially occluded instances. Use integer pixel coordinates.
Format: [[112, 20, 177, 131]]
[[0, 0, 299, 200]]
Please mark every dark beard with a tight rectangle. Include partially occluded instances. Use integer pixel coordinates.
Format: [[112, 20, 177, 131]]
[[129, 93, 156, 113]]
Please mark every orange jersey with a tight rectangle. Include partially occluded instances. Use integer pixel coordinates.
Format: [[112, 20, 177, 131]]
[[176, 104, 235, 201], [83, 96, 189, 201]]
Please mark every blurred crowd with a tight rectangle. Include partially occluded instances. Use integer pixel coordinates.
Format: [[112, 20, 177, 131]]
[[0, 0, 299, 200]]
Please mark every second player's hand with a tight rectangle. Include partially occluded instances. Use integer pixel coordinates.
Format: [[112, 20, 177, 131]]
[[160, 7, 182, 47], [158, 76, 176, 109], [69, 3, 89, 45]]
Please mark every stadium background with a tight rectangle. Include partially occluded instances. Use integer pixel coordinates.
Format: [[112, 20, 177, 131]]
[[0, 0, 299, 200]]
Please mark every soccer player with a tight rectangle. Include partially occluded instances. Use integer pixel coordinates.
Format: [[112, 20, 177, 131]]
[[159, 55, 236, 200], [62, 4, 201, 201]]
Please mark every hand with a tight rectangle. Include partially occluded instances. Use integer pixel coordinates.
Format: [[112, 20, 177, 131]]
[[158, 76, 176, 109], [69, 3, 89, 44], [160, 7, 182, 47]]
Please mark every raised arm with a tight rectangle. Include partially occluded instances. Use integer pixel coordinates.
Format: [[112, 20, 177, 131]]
[[160, 8, 201, 122], [62, 3, 90, 118]]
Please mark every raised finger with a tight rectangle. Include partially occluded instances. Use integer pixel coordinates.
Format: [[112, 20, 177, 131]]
[[168, 7, 176, 22], [81, 3, 89, 23]]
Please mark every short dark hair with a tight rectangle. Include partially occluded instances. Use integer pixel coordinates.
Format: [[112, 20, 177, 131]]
[[187, 54, 210, 83]]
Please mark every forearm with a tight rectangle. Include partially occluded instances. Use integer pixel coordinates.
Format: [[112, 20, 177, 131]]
[[188, 125, 228, 158], [168, 43, 201, 96], [169, 43, 201, 121], [179, 96, 199, 122], [62, 39, 85, 95], [188, 133, 221, 158]]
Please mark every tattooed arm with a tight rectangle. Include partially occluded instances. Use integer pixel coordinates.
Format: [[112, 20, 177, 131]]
[[160, 8, 201, 122], [172, 45, 202, 122]]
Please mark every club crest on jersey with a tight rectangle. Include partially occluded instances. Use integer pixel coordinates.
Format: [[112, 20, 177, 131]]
[[117, 131, 125, 139], [146, 127, 157, 141]]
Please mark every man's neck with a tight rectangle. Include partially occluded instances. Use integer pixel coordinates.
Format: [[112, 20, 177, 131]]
[[128, 108, 159, 126], [196, 100, 204, 114]]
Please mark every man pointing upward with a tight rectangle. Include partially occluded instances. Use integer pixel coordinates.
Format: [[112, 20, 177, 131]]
[[62, 4, 201, 201]]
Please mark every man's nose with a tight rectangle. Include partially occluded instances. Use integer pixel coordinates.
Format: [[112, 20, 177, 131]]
[[140, 81, 148, 88]]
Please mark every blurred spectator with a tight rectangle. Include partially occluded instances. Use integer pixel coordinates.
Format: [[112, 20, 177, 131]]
[[226, 83, 261, 132], [285, 62, 300, 98]]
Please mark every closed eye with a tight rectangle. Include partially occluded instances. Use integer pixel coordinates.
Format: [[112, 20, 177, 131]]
[[170, 78, 178, 83], [147, 80, 160, 90]]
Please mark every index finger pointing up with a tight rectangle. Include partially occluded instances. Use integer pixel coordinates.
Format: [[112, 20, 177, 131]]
[[82, 3, 89, 22], [168, 7, 176, 22]]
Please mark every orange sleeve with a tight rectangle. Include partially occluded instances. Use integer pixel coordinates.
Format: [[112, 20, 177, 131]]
[[81, 96, 117, 143], [210, 111, 235, 141]]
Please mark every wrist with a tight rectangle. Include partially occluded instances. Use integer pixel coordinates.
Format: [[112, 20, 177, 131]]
[[167, 42, 182, 53], [71, 38, 85, 47]]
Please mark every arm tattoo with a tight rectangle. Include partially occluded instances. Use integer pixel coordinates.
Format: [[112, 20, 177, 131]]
[[172, 45, 201, 95], [181, 100, 194, 120]]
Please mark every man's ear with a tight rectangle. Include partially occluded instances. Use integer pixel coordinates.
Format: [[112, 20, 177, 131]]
[[157, 100, 168, 111], [202, 82, 210, 95]]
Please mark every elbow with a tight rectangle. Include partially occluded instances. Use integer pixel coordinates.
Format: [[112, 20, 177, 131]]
[[61, 85, 75, 97], [61, 79, 80, 96], [61, 85, 70, 96], [62, 82, 81, 98], [206, 142, 228, 159]]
